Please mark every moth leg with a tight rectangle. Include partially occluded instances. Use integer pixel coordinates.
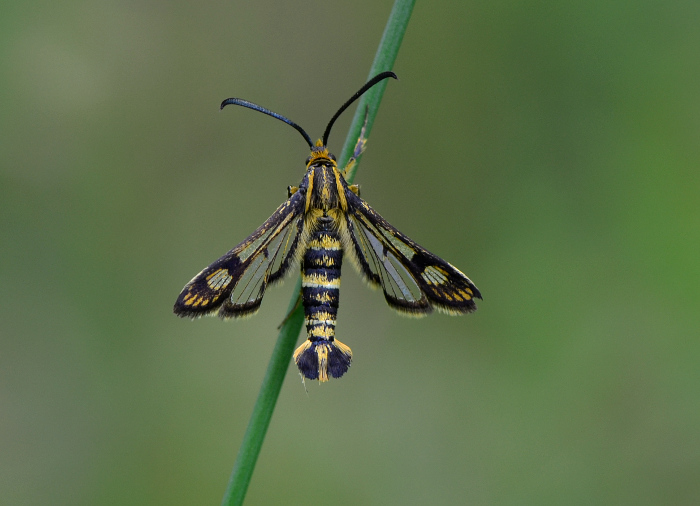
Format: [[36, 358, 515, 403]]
[[341, 106, 370, 179], [277, 290, 303, 329], [287, 185, 299, 197], [348, 184, 360, 197]]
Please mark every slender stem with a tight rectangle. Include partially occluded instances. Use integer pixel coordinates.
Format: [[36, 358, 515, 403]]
[[220, 1, 415, 504], [339, 0, 416, 183], [220, 279, 303, 506]]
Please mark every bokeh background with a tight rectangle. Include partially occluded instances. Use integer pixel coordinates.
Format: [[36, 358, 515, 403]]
[[2, 1, 699, 504]]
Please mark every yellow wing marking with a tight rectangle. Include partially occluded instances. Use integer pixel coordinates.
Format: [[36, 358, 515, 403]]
[[183, 293, 212, 307]]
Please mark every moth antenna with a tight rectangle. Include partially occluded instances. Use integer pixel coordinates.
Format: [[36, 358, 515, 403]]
[[220, 98, 314, 149], [322, 71, 397, 147]]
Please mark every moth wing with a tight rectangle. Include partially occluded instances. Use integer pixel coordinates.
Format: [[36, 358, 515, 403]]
[[342, 189, 481, 316], [174, 191, 307, 319]]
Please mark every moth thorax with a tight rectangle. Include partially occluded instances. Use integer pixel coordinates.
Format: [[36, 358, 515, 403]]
[[310, 165, 343, 211]]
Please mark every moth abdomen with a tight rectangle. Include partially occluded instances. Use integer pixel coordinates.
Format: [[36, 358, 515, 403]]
[[294, 226, 352, 381]]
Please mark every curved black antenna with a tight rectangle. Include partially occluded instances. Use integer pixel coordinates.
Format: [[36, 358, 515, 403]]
[[322, 71, 398, 147], [220, 98, 314, 149]]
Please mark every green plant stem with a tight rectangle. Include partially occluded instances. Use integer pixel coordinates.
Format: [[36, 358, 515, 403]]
[[339, 0, 416, 183], [220, 1, 415, 505]]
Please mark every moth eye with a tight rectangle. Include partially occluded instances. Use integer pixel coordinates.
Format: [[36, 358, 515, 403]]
[[305, 156, 312, 165], [329, 153, 336, 161]]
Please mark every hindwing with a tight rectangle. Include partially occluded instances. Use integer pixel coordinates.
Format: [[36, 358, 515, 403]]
[[174, 191, 307, 319], [342, 189, 481, 316]]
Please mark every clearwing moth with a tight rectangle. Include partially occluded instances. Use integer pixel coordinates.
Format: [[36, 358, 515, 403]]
[[174, 72, 481, 382]]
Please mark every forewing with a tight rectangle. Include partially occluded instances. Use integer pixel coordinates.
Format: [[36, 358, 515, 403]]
[[174, 192, 306, 319], [343, 190, 481, 316]]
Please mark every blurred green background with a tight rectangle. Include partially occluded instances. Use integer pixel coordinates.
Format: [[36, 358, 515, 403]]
[[2, 1, 699, 504]]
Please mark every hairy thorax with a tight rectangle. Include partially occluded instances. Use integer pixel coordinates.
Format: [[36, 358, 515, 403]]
[[303, 162, 348, 214]]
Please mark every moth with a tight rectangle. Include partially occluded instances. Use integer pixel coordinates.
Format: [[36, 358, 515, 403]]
[[174, 72, 481, 381]]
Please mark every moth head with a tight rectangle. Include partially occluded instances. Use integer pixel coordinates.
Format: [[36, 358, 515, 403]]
[[306, 140, 336, 167]]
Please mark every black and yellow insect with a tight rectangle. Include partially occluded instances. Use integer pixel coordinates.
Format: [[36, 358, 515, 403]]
[[174, 72, 481, 382]]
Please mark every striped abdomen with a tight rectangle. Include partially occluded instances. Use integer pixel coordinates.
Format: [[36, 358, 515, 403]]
[[293, 217, 352, 381]]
